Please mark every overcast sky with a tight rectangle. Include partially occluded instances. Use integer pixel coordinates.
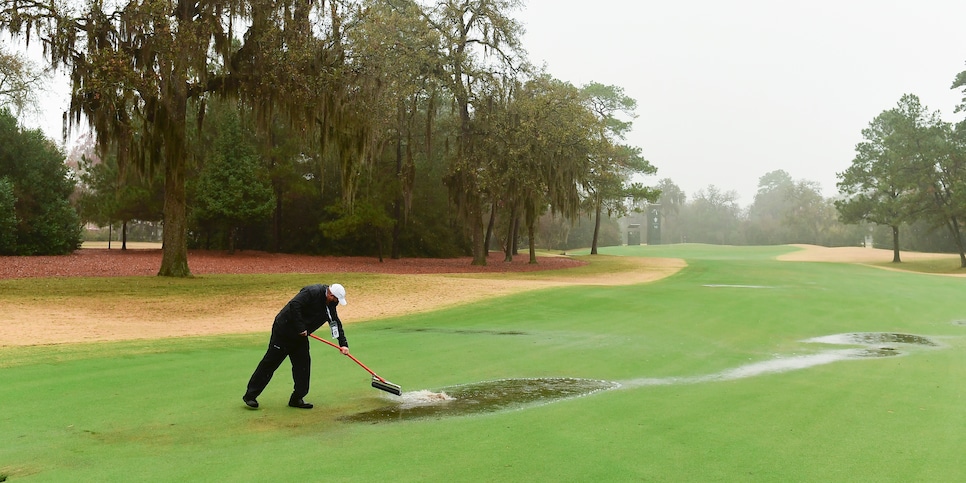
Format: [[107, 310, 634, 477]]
[[518, 0, 966, 206]]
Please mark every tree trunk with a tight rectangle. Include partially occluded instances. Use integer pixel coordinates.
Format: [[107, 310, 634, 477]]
[[159, 152, 191, 276], [944, 216, 966, 268], [528, 220, 537, 264], [471, 205, 486, 266], [158, 78, 191, 277], [591, 198, 602, 255], [378, 230, 384, 263], [504, 204, 516, 262], [485, 203, 496, 254], [392, 128, 403, 260], [273, 186, 282, 253], [890, 225, 901, 263], [121, 220, 128, 250], [524, 202, 539, 263], [511, 217, 520, 255]]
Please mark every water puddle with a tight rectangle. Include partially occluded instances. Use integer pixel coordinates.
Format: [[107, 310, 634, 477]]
[[622, 332, 938, 389], [341, 378, 618, 424], [342, 333, 938, 424], [377, 327, 528, 336], [805, 332, 937, 347], [703, 284, 774, 289]]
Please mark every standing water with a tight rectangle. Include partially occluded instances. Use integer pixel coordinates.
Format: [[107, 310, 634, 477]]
[[342, 378, 619, 423]]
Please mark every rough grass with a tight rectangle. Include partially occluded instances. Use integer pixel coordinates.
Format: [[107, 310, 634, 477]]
[[870, 256, 966, 275], [3, 245, 966, 481]]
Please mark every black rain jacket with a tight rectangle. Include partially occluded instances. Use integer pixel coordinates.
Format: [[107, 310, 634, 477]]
[[272, 284, 348, 347]]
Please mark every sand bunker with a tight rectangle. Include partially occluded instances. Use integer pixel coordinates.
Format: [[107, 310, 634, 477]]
[[778, 244, 959, 265]]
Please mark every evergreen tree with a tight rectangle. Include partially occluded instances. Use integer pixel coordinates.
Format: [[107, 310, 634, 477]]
[[0, 177, 17, 254], [192, 110, 275, 253], [0, 109, 81, 254]]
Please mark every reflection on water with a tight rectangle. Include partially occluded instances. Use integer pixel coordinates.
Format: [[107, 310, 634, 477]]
[[341, 378, 619, 423], [805, 332, 937, 347]]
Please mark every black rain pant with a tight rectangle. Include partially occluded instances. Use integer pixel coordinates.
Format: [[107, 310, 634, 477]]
[[244, 333, 311, 403]]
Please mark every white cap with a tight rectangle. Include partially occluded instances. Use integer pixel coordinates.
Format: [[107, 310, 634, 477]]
[[329, 283, 347, 306]]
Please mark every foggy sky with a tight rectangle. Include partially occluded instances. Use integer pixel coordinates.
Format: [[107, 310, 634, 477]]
[[519, 0, 966, 206]]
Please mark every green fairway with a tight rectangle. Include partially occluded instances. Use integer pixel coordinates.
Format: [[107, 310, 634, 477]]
[[3, 244, 966, 481]]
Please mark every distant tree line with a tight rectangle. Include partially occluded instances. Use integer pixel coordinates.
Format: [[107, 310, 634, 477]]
[[1, 1, 657, 270], [634, 169, 966, 256], [636, 173, 863, 250]]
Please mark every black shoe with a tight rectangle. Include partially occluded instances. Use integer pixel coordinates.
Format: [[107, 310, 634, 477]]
[[243, 397, 259, 409], [288, 398, 313, 409]]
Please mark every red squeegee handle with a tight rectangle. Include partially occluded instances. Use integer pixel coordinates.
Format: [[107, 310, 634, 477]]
[[308, 333, 387, 383]]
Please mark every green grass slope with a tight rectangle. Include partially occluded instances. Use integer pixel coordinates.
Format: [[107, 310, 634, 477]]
[[3, 245, 966, 481]]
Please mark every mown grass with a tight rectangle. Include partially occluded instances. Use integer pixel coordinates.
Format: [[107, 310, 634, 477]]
[[3, 245, 966, 481]]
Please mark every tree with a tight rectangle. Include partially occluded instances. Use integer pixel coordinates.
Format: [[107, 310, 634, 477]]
[[746, 170, 836, 245], [486, 74, 595, 263], [471, 75, 520, 260], [0, 108, 81, 254], [0, 45, 46, 119], [756, 169, 794, 195], [77, 153, 163, 248], [319, 200, 395, 260], [903, 120, 966, 267], [1, 0, 347, 276], [783, 180, 831, 244], [746, 170, 795, 244], [684, 185, 743, 245], [192, 108, 275, 254], [654, 178, 686, 243], [579, 82, 658, 254], [343, 0, 441, 260], [907, 63, 966, 267], [425, 0, 525, 265], [76, 129, 164, 250], [0, 177, 17, 253], [1, 1, 199, 273], [836, 95, 934, 263], [584, 143, 657, 253]]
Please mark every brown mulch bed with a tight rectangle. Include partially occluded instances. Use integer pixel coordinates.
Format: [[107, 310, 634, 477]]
[[0, 248, 585, 279]]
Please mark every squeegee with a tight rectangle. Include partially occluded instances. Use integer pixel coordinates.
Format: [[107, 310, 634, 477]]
[[308, 333, 402, 396]]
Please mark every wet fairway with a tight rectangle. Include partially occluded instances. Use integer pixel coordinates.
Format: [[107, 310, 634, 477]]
[[343, 333, 941, 424]]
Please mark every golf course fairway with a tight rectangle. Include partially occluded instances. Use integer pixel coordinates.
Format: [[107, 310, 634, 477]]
[[2, 244, 966, 481]]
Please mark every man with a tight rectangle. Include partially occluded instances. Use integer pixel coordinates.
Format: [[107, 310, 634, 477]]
[[243, 283, 349, 409]]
